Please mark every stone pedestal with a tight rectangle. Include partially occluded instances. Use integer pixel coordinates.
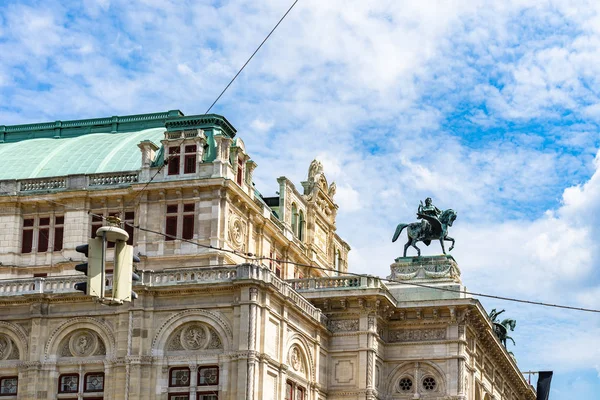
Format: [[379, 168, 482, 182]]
[[386, 255, 467, 302]]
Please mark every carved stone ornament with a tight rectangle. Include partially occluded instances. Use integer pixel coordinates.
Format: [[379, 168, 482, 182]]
[[68, 330, 98, 357], [329, 319, 359, 332], [228, 215, 245, 250], [166, 322, 223, 352], [0, 334, 15, 360], [388, 328, 446, 343], [181, 324, 209, 350], [289, 347, 303, 372]]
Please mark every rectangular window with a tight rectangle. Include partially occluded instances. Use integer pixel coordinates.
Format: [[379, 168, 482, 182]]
[[296, 387, 305, 400], [91, 214, 103, 239], [169, 368, 190, 387], [168, 146, 181, 175], [236, 157, 244, 185], [22, 218, 34, 254], [54, 216, 64, 251], [184, 145, 197, 174], [198, 394, 218, 400], [165, 205, 178, 241], [198, 366, 218, 386], [169, 395, 190, 400], [59, 374, 79, 393], [0, 377, 17, 395], [84, 372, 104, 392], [37, 217, 50, 252], [285, 382, 293, 400], [124, 211, 135, 245], [182, 204, 195, 240]]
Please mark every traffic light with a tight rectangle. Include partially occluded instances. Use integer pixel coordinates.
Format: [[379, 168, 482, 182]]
[[74, 238, 104, 298], [112, 241, 141, 303]]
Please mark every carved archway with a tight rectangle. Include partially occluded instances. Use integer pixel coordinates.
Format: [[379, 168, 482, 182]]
[[152, 309, 232, 356], [45, 317, 115, 361], [0, 321, 28, 361], [284, 333, 315, 382], [386, 361, 446, 396]]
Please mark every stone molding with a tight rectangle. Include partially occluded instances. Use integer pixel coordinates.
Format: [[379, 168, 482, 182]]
[[151, 309, 233, 356], [44, 317, 115, 360], [0, 321, 28, 358]]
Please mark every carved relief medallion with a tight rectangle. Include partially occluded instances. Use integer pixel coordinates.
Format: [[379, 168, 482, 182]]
[[228, 215, 245, 250], [288, 346, 304, 373], [69, 330, 98, 357], [167, 323, 223, 353], [180, 324, 209, 350]]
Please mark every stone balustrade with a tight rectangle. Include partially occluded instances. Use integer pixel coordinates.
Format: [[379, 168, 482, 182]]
[[0, 264, 326, 325], [0, 275, 113, 295], [20, 177, 67, 192], [88, 172, 139, 186], [8, 171, 141, 194], [288, 275, 383, 291]]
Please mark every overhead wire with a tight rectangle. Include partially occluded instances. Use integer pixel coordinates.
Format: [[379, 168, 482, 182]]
[[1, 188, 599, 313], [255, 256, 600, 314], [126, 0, 301, 209]]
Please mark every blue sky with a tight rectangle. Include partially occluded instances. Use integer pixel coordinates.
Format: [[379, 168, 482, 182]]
[[2, 0, 600, 398]]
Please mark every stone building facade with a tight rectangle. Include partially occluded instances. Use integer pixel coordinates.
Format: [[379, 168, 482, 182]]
[[0, 111, 535, 399]]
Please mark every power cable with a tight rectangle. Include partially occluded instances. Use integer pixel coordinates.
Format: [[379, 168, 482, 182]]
[[255, 256, 600, 314], [126, 0, 301, 209], [4, 190, 599, 313]]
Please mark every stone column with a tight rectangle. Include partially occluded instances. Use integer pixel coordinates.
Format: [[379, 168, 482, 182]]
[[246, 287, 258, 400]]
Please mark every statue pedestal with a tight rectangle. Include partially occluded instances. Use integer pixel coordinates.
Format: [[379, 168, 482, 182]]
[[386, 255, 468, 302]]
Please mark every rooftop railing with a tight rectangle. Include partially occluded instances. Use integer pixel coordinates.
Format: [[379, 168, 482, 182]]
[[288, 275, 384, 291], [0, 264, 326, 325]]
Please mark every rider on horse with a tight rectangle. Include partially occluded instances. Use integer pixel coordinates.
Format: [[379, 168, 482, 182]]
[[417, 197, 441, 234]]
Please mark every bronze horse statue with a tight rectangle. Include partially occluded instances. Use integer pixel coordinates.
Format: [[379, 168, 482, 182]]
[[392, 209, 457, 257]]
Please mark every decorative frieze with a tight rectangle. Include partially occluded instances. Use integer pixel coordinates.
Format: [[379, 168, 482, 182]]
[[329, 319, 359, 332], [388, 328, 446, 343]]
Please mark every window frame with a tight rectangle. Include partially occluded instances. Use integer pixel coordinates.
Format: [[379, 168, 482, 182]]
[[168, 146, 181, 175], [83, 372, 105, 393], [58, 373, 79, 394], [0, 376, 18, 396], [21, 215, 65, 254], [197, 392, 218, 400], [285, 380, 306, 400], [184, 145, 197, 174], [182, 203, 195, 240], [236, 157, 244, 185], [53, 215, 64, 251], [197, 366, 219, 386], [169, 367, 191, 388]]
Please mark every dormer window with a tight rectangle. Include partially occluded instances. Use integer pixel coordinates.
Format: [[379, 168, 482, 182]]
[[167, 147, 180, 175], [184, 145, 197, 174], [236, 157, 244, 185]]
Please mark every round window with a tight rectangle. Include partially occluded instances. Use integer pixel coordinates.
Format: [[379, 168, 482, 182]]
[[423, 376, 437, 391], [399, 377, 413, 392]]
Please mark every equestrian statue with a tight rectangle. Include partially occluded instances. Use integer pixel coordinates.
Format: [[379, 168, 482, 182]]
[[488, 309, 517, 349], [392, 197, 457, 257]]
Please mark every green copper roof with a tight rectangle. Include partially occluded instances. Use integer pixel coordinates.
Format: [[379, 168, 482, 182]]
[[0, 110, 239, 181], [0, 128, 165, 180]]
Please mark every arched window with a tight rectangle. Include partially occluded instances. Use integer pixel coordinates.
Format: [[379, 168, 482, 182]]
[[298, 211, 305, 241], [335, 249, 340, 272], [291, 203, 298, 236]]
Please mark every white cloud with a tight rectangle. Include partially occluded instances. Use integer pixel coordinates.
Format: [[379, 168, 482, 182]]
[[2, 1, 600, 397], [250, 118, 274, 132]]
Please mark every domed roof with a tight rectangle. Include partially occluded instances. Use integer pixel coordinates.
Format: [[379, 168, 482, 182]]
[[0, 128, 165, 180]]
